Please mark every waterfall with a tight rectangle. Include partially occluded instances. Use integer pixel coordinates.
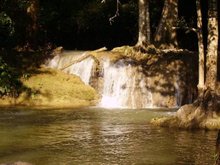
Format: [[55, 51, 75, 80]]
[[47, 51, 94, 85], [174, 79, 182, 107], [99, 59, 153, 109], [64, 57, 94, 85], [47, 51, 188, 109]]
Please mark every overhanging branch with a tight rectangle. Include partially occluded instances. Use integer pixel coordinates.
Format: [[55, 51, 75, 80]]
[[109, 0, 121, 25]]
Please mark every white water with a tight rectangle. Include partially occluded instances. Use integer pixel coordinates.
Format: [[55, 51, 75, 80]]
[[99, 59, 153, 109], [47, 51, 185, 109], [174, 76, 183, 107], [47, 51, 94, 85]]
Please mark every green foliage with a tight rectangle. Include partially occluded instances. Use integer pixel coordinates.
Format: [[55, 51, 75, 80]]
[[0, 0, 31, 47], [0, 0, 209, 50], [0, 56, 22, 97], [0, 12, 14, 35], [17, 0, 30, 9], [0, 12, 14, 46], [39, 0, 138, 49]]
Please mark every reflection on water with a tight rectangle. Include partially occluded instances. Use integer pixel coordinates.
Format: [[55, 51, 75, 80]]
[[0, 107, 217, 165]]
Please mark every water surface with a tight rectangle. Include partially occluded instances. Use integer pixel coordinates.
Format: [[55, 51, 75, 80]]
[[0, 107, 217, 165]]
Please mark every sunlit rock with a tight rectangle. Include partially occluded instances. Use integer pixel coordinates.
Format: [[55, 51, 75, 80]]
[[47, 50, 196, 109]]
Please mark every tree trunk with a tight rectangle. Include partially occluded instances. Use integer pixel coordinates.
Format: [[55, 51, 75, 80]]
[[136, 0, 151, 47], [216, 130, 220, 165], [26, 0, 39, 48], [196, 0, 205, 96], [154, 0, 178, 49], [151, 0, 220, 129], [205, 0, 218, 91]]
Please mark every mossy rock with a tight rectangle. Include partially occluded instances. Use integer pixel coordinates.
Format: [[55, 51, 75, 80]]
[[0, 67, 98, 108]]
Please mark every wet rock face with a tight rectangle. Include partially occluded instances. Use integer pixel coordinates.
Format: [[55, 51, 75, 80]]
[[97, 59, 153, 108], [141, 59, 196, 108], [47, 50, 197, 109], [94, 55, 196, 108]]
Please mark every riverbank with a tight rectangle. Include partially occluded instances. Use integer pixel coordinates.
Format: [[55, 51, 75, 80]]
[[0, 67, 98, 108], [151, 103, 220, 130]]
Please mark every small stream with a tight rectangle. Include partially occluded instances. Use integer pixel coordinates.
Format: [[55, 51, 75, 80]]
[[0, 107, 217, 165]]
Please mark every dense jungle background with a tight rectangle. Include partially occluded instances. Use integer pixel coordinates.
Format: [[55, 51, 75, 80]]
[[0, 0, 219, 98], [1, 0, 219, 50]]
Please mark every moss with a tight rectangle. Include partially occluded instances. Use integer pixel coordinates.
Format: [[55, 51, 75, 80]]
[[111, 45, 148, 62], [151, 116, 180, 128], [112, 45, 136, 56], [0, 67, 98, 108]]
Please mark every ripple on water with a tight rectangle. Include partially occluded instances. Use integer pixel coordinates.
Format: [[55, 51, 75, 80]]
[[0, 108, 217, 165]]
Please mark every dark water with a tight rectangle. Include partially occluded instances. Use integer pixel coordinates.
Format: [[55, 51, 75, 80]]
[[0, 107, 217, 165]]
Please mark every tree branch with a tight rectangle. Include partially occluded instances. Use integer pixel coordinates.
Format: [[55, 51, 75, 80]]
[[109, 0, 120, 25], [172, 26, 198, 33]]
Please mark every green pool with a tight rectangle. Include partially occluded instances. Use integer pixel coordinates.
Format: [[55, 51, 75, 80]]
[[0, 107, 217, 165]]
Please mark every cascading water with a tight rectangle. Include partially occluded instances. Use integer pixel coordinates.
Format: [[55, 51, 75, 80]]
[[47, 51, 188, 109], [47, 51, 94, 85], [174, 76, 183, 107], [99, 59, 153, 108]]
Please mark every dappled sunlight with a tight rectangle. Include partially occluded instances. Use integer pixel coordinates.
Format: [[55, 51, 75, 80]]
[[99, 58, 153, 109], [47, 50, 197, 109], [0, 67, 98, 108]]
